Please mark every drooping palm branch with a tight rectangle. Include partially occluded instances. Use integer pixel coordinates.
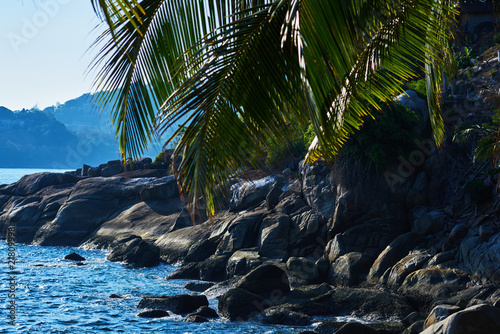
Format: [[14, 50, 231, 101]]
[[90, 0, 458, 219]]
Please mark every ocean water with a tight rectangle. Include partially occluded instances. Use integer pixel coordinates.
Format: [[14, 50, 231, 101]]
[[0, 243, 307, 333], [0, 168, 73, 186]]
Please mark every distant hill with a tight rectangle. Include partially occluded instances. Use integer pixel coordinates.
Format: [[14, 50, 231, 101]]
[[0, 93, 181, 169], [0, 107, 80, 168]]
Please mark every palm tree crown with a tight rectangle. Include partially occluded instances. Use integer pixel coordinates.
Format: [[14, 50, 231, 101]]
[[90, 0, 458, 219]]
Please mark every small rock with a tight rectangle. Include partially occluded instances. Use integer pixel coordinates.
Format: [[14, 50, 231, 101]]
[[137, 309, 169, 318], [256, 309, 312, 326], [479, 225, 495, 242], [189, 306, 219, 318], [64, 253, 86, 261], [74, 262, 85, 266], [402, 311, 427, 327], [183, 282, 215, 292], [137, 294, 209, 314], [183, 315, 209, 323], [109, 294, 123, 299]]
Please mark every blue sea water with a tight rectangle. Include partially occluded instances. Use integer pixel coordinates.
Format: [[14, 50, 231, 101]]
[[0, 243, 309, 333], [0, 168, 73, 186], [0, 169, 309, 333]]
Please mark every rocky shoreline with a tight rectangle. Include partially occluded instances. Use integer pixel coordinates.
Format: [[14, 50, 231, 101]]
[[1, 152, 500, 333]]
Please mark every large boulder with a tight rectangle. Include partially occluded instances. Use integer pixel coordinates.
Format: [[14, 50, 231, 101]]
[[258, 214, 290, 259], [230, 177, 275, 211], [226, 249, 261, 278], [107, 235, 160, 267], [217, 210, 265, 252], [382, 250, 434, 288], [237, 264, 290, 301], [367, 232, 422, 285], [286, 257, 320, 288], [413, 211, 445, 236], [1, 172, 80, 196], [421, 304, 500, 334], [218, 288, 269, 321], [461, 234, 500, 284], [400, 267, 470, 300], [301, 162, 336, 219], [328, 252, 374, 286], [424, 304, 462, 329], [137, 294, 208, 314], [155, 225, 212, 264]]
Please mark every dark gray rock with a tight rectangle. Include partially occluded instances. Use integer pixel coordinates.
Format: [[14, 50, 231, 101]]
[[167, 262, 200, 280], [335, 322, 378, 334], [217, 210, 265, 252], [107, 235, 160, 268], [230, 178, 274, 211], [461, 235, 500, 284], [258, 213, 290, 259], [237, 264, 290, 300], [367, 232, 422, 285], [188, 306, 218, 318], [328, 252, 374, 286], [183, 282, 215, 292], [448, 224, 468, 243], [183, 315, 209, 323], [301, 162, 336, 219], [64, 252, 86, 261], [424, 304, 462, 329], [137, 294, 208, 314], [226, 249, 261, 278], [413, 211, 445, 236], [286, 257, 320, 288], [218, 288, 269, 321], [479, 225, 495, 242], [1, 172, 80, 196], [421, 304, 500, 334], [199, 253, 231, 281], [137, 309, 169, 318], [266, 186, 283, 210], [255, 308, 312, 326]]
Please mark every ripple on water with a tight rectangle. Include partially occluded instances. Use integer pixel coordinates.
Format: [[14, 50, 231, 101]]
[[0, 242, 306, 333]]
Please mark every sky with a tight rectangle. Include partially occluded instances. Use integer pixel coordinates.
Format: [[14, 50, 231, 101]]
[[0, 0, 104, 111]]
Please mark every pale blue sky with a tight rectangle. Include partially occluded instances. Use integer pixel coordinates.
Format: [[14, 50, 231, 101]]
[[0, 0, 103, 111]]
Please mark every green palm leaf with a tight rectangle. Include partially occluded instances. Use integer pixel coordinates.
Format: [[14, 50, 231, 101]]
[[91, 0, 459, 220]]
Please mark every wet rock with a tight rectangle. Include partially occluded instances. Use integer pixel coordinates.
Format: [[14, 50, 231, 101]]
[[183, 314, 209, 323], [183, 282, 215, 293], [188, 306, 218, 318], [199, 253, 231, 281], [255, 308, 312, 326], [64, 252, 86, 261], [167, 262, 200, 280], [107, 235, 160, 268], [155, 225, 212, 264], [218, 288, 269, 321], [137, 294, 209, 314], [109, 294, 123, 299], [137, 309, 169, 318]]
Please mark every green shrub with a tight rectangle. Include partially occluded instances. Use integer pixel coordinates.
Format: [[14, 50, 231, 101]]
[[153, 151, 166, 165], [406, 79, 427, 99], [341, 103, 422, 169], [456, 47, 473, 69]]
